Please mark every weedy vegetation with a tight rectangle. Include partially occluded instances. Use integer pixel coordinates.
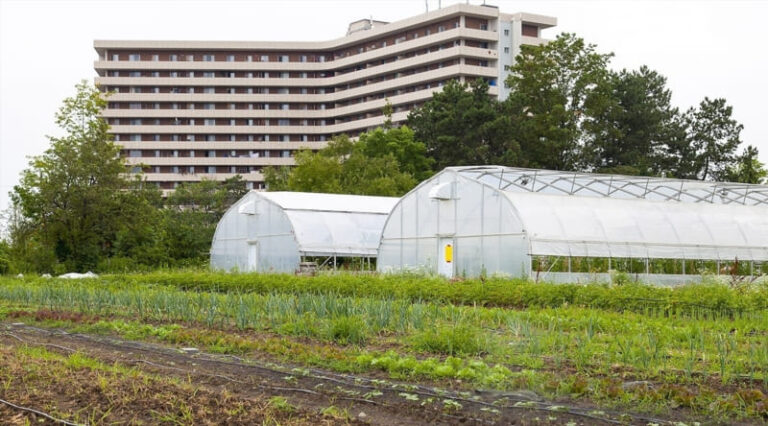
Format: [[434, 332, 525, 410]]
[[1, 271, 767, 422]]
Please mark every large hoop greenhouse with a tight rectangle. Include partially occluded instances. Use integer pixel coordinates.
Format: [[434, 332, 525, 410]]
[[377, 166, 768, 284], [211, 191, 398, 273]]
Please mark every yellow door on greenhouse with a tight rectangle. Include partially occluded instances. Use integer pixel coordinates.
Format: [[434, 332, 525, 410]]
[[438, 238, 454, 278]]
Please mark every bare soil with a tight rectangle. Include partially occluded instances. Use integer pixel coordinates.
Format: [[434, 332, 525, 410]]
[[0, 321, 657, 425]]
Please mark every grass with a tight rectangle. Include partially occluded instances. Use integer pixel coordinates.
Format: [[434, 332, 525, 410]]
[[1, 271, 767, 422]]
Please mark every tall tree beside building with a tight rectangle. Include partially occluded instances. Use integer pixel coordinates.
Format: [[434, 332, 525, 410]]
[[7, 82, 248, 273], [10, 81, 132, 272], [264, 129, 426, 196], [357, 125, 433, 181], [581, 66, 687, 176], [504, 33, 613, 171], [159, 176, 248, 263], [407, 79, 518, 170]]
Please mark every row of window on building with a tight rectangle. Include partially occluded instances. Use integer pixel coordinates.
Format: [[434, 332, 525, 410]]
[[117, 53, 325, 63], [110, 70, 331, 79], [115, 134, 327, 142], [127, 149, 292, 158], [113, 118, 330, 125], [105, 58, 465, 92], [151, 181, 266, 190]]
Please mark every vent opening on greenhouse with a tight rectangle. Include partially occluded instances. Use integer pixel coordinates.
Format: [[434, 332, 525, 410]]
[[211, 192, 398, 273], [377, 166, 768, 284]]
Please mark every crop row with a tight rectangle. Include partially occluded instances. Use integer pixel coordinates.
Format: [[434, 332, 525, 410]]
[[1, 278, 766, 385], [44, 270, 768, 319]]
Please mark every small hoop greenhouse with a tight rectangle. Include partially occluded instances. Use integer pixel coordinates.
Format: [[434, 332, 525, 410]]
[[377, 166, 768, 284], [211, 191, 398, 273]]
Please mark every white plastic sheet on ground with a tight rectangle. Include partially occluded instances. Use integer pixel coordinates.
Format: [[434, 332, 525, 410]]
[[58, 271, 99, 279]]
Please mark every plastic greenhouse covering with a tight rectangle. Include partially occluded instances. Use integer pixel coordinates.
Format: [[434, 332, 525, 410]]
[[211, 192, 397, 273], [377, 166, 768, 280]]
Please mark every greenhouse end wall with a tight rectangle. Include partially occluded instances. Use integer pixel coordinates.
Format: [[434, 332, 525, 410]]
[[212, 191, 398, 274], [210, 192, 301, 273], [377, 170, 531, 278]]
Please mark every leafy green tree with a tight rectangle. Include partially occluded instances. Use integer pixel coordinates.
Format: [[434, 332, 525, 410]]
[[160, 176, 249, 263], [167, 175, 248, 217], [581, 66, 686, 175], [408, 79, 517, 170], [382, 98, 394, 129], [267, 147, 344, 193], [110, 177, 167, 268], [723, 145, 767, 184], [505, 33, 613, 171], [665, 97, 744, 180], [265, 132, 420, 196], [10, 81, 130, 271], [3, 204, 58, 273], [0, 239, 10, 275], [358, 125, 433, 181]]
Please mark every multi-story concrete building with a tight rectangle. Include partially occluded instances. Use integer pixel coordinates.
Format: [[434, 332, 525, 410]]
[[94, 3, 555, 190]]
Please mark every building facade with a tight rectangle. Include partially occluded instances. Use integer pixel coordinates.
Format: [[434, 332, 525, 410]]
[[94, 3, 556, 190]]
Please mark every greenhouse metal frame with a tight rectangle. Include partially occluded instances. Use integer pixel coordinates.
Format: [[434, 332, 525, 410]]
[[377, 166, 768, 284], [211, 191, 398, 273]]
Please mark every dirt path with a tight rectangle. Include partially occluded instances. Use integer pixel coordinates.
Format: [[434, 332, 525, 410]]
[[0, 322, 670, 425]]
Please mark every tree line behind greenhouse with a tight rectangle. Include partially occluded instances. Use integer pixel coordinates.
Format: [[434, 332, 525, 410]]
[[1, 33, 765, 274]]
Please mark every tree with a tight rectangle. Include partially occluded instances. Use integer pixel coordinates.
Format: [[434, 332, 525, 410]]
[[505, 33, 614, 171], [408, 79, 518, 170], [267, 145, 344, 193], [0, 239, 9, 275], [382, 98, 394, 129], [358, 125, 433, 181], [160, 176, 249, 263], [10, 81, 130, 271], [110, 177, 167, 268], [167, 175, 248, 217], [264, 130, 424, 196], [665, 97, 744, 181], [581, 66, 686, 175], [723, 145, 767, 184]]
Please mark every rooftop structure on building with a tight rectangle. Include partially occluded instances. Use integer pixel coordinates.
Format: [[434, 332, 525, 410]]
[[94, 3, 556, 191]]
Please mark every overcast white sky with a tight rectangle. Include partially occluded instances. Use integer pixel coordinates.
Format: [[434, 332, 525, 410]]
[[1, 0, 767, 215]]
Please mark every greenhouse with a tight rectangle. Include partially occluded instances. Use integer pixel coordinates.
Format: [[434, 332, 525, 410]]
[[377, 166, 768, 284], [211, 191, 398, 273]]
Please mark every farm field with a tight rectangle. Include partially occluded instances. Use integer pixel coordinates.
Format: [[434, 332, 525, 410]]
[[1, 272, 767, 425]]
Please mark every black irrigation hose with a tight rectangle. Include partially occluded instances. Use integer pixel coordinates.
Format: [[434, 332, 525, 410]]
[[2, 324, 670, 425], [0, 398, 86, 426]]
